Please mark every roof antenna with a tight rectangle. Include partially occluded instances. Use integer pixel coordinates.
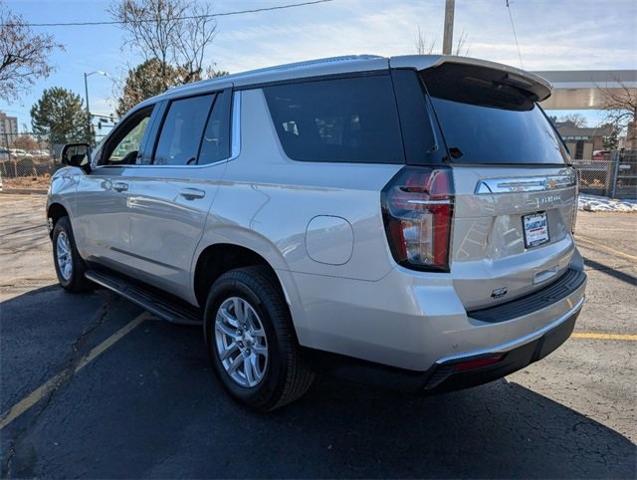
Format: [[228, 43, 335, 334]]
[[506, 0, 525, 69]]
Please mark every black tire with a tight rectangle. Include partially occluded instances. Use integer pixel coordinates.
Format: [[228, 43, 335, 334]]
[[204, 266, 315, 411], [52, 216, 92, 293]]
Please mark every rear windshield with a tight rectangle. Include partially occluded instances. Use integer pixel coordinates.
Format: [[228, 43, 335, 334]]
[[263, 74, 404, 164], [421, 64, 568, 165]]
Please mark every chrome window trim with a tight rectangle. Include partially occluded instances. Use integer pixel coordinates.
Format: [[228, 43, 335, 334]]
[[92, 91, 241, 171], [230, 90, 241, 159], [474, 173, 576, 194]]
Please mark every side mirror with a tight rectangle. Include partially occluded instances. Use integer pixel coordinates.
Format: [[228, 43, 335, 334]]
[[61, 143, 91, 172]]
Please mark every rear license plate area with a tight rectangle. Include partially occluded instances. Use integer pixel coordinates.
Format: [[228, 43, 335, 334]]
[[523, 212, 549, 248]]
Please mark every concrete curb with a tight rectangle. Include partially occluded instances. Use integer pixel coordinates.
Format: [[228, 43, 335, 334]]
[[0, 189, 47, 195]]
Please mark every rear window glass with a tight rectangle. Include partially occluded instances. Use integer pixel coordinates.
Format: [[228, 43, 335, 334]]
[[421, 64, 568, 165], [263, 75, 404, 164]]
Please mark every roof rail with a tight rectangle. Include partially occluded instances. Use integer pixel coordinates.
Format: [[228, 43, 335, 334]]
[[167, 55, 384, 92], [241, 54, 383, 76]]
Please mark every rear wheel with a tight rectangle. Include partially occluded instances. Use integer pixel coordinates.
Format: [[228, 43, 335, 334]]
[[204, 266, 314, 411], [52, 216, 92, 292]]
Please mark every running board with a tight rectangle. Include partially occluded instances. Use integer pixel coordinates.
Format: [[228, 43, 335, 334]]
[[85, 269, 202, 326]]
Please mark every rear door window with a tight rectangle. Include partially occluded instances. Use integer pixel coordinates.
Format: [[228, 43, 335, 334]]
[[263, 74, 404, 164], [154, 94, 214, 166], [198, 89, 232, 165], [421, 63, 569, 165]]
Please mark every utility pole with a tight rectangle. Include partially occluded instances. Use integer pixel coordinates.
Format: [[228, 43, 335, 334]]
[[442, 0, 455, 55]]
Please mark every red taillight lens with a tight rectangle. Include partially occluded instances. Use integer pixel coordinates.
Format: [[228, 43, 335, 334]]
[[381, 166, 454, 271], [452, 354, 504, 372]]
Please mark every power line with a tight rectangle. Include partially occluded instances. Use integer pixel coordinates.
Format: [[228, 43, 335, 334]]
[[505, 0, 524, 69], [1, 0, 335, 28]]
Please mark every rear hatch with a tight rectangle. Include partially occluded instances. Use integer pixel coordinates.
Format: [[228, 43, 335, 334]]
[[420, 61, 578, 310]]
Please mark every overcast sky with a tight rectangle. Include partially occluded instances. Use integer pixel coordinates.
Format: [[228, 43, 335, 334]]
[[2, 0, 636, 129]]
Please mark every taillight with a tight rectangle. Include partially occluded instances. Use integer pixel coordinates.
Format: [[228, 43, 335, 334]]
[[381, 166, 454, 272]]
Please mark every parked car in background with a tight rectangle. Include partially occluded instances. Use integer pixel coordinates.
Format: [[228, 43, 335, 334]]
[[29, 149, 50, 158], [9, 148, 31, 158], [47, 55, 586, 410]]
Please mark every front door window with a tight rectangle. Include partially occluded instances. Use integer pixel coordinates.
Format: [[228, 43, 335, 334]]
[[100, 108, 153, 166]]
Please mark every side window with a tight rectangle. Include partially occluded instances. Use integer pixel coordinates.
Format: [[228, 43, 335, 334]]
[[263, 75, 404, 164], [198, 90, 232, 165], [391, 69, 439, 164], [101, 108, 153, 166], [154, 94, 214, 166]]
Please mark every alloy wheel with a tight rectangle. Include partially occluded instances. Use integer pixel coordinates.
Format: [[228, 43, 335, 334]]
[[214, 296, 269, 388], [56, 231, 73, 281]]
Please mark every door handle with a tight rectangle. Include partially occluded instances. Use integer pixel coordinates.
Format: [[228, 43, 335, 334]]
[[179, 188, 206, 200], [113, 182, 129, 192]]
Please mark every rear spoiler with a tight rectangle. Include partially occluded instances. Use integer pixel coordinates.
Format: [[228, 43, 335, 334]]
[[389, 55, 552, 102]]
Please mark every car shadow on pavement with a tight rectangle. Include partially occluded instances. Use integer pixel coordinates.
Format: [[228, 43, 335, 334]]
[[1, 288, 635, 479], [584, 257, 637, 285]]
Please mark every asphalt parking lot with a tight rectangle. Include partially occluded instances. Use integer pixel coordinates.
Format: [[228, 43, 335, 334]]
[[1, 193, 635, 479]]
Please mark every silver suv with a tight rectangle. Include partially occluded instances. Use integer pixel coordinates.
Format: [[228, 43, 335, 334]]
[[48, 55, 586, 410]]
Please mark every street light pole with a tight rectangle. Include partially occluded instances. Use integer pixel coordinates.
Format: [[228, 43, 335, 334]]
[[83, 71, 109, 144], [83, 72, 91, 140], [442, 0, 455, 55]]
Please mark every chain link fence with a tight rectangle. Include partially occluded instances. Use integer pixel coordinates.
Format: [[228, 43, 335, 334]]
[[572, 150, 637, 199], [0, 132, 61, 192], [613, 150, 637, 199], [572, 159, 614, 197]]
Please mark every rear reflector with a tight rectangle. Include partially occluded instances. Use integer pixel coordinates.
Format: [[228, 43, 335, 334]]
[[452, 354, 504, 372], [381, 166, 454, 271]]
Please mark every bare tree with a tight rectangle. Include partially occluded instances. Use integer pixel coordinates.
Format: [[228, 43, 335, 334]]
[[11, 134, 38, 152], [599, 81, 637, 128], [558, 113, 588, 128], [414, 25, 469, 56], [414, 26, 436, 55], [108, 0, 218, 88], [0, 2, 62, 101], [175, 2, 218, 82], [597, 79, 637, 148], [453, 29, 470, 56]]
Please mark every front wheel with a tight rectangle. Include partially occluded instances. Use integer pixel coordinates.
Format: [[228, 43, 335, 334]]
[[204, 266, 315, 411], [52, 216, 92, 292]]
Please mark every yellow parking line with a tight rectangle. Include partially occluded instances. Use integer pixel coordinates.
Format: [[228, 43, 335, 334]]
[[73, 313, 150, 372], [572, 332, 637, 341], [575, 236, 637, 262], [0, 312, 150, 430], [0, 374, 65, 431]]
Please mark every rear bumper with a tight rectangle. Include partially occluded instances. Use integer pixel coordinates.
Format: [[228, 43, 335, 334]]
[[305, 298, 581, 393], [287, 253, 587, 372], [422, 301, 580, 392]]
